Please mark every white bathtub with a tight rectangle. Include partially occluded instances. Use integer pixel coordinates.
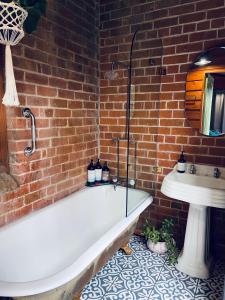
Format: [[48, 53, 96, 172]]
[[0, 185, 152, 299]]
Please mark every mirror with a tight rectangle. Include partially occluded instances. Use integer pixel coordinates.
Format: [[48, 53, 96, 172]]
[[185, 47, 225, 136], [202, 73, 225, 136]]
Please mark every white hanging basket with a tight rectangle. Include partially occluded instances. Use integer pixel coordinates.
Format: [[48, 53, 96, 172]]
[[0, 1, 27, 106]]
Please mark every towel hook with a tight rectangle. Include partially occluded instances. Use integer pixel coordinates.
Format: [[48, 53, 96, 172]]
[[22, 107, 36, 157]]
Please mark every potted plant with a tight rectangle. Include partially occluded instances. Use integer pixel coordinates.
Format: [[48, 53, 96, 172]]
[[142, 218, 178, 265]]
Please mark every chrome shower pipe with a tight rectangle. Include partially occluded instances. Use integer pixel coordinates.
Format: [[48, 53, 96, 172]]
[[111, 29, 139, 216], [112, 137, 120, 180], [112, 136, 137, 189], [125, 28, 139, 217]]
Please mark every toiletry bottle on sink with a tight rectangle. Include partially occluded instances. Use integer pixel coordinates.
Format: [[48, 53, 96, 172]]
[[177, 151, 186, 173]]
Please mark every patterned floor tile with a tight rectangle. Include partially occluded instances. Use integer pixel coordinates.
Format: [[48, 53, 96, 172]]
[[129, 236, 148, 252], [148, 262, 197, 300], [195, 278, 224, 299], [103, 289, 136, 300], [101, 275, 125, 293], [131, 288, 152, 300], [103, 288, 153, 300], [211, 260, 225, 281], [81, 276, 106, 300], [114, 253, 141, 270], [81, 235, 225, 300], [133, 250, 166, 272], [119, 267, 157, 291], [151, 279, 197, 300], [194, 261, 225, 300], [162, 263, 199, 296], [100, 256, 124, 275]]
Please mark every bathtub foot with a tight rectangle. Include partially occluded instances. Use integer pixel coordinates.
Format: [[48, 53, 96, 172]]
[[73, 291, 82, 300], [120, 243, 133, 255]]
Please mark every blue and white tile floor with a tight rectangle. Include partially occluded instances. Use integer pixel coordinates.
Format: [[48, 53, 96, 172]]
[[81, 235, 225, 300]]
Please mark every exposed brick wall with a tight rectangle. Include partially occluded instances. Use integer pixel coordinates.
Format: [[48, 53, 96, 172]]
[[99, 0, 225, 256], [0, 0, 225, 259], [0, 0, 99, 225]]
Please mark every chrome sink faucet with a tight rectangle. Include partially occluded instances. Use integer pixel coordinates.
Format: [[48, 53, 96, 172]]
[[189, 164, 196, 174], [214, 168, 220, 178]]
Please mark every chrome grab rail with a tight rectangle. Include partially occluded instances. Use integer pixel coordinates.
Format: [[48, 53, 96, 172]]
[[22, 107, 36, 157]]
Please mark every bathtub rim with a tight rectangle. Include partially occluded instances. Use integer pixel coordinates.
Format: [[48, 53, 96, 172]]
[[0, 185, 152, 297]]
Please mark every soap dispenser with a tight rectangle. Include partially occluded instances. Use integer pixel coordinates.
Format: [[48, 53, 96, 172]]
[[87, 159, 95, 185], [102, 161, 110, 183], [95, 158, 102, 183], [177, 151, 186, 173]]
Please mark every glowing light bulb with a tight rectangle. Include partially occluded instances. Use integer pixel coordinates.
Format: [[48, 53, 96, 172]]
[[194, 57, 212, 66]]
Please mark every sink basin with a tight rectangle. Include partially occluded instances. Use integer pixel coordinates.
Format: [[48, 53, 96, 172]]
[[161, 163, 225, 208], [161, 163, 225, 279]]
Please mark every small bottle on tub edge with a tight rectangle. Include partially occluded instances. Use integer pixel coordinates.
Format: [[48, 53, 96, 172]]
[[95, 158, 102, 183], [87, 159, 95, 185], [102, 161, 110, 183], [177, 151, 186, 173]]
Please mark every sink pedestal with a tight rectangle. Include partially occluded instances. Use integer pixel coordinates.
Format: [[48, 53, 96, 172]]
[[176, 204, 211, 279]]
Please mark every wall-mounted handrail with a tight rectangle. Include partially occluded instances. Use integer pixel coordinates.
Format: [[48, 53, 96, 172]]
[[22, 107, 36, 157]]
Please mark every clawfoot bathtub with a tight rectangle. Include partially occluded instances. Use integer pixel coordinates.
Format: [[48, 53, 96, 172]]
[[0, 185, 152, 299]]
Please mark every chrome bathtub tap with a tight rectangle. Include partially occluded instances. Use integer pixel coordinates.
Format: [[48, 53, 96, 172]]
[[112, 177, 119, 191], [189, 164, 196, 174], [129, 179, 136, 188], [214, 167, 220, 178]]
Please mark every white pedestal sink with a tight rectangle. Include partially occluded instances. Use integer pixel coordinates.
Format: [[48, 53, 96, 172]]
[[161, 163, 225, 279]]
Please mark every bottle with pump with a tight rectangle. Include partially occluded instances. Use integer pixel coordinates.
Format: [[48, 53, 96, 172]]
[[102, 161, 110, 183], [95, 159, 102, 183], [87, 159, 95, 185], [177, 151, 186, 173]]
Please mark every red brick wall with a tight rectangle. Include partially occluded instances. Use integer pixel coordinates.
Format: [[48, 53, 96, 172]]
[[100, 0, 225, 256], [0, 0, 99, 225], [0, 0, 224, 258]]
